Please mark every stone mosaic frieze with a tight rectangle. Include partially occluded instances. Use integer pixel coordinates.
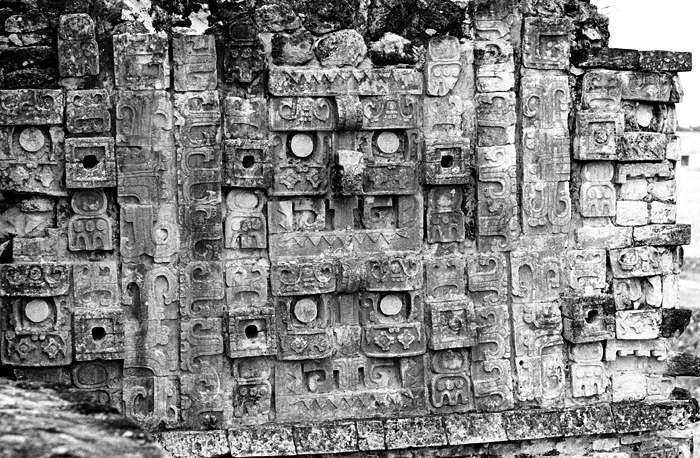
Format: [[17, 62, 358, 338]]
[[0, 2, 696, 457]]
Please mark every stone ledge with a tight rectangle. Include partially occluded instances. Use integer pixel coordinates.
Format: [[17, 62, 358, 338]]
[[154, 401, 699, 457], [572, 48, 692, 72]]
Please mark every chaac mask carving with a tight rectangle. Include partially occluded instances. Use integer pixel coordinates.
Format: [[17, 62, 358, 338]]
[[0, 3, 696, 455]]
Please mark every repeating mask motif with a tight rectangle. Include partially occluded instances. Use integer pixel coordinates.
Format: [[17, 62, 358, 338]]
[[3, 7, 691, 442]]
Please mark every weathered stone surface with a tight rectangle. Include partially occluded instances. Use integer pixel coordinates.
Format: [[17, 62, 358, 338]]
[[314, 29, 366, 67], [113, 33, 169, 90], [385, 417, 447, 449], [633, 224, 691, 246], [639, 51, 693, 72], [369, 33, 417, 66], [560, 404, 616, 436], [609, 247, 679, 279], [57, 14, 99, 77], [0, 2, 692, 455], [444, 412, 508, 445], [158, 431, 228, 458], [172, 34, 217, 92], [293, 422, 358, 454], [575, 226, 633, 249], [617, 201, 649, 227], [227, 426, 295, 457], [619, 132, 668, 161], [612, 401, 699, 433], [271, 30, 315, 66]]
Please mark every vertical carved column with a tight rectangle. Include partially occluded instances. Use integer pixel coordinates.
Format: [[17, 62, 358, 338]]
[[511, 11, 573, 407], [172, 33, 229, 428], [470, 0, 518, 412], [114, 32, 180, 428], [423, 34, 477, 415]]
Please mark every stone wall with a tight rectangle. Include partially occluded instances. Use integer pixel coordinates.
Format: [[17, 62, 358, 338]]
[[0, 0, 697, 456]]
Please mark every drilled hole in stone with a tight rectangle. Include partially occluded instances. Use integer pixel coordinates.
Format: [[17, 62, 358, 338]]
[[242, 155, 255, 168], [245, 325, 259, 339], [441, 155, 454, 168], [92, 326, 107, 341], [585, 309, 599, 325], [82, 155, 99, 169]]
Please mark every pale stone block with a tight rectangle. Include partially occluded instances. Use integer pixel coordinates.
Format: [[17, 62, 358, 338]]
[[663, 275, 680, 309], [650, 202, 677, 223], [616, 201, 649, 226], [618, 179, 647, 201], [648, 180, 677, 203], [611, 372, 647, 402], [667, 135, 682, 161], [576, 226, 633, 249], [616, 310, 661, 340]]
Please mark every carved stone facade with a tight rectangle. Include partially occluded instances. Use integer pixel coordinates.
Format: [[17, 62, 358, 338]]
[[0, 2, 696, 458]]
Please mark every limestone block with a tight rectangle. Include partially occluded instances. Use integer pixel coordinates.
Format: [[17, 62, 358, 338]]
[[619, 133, 668, 162], [172, 34, 217, 92], [615, 161, 675, 184], [620, 72, 673, 102], [616, 310, 661, 340], [223, 139, 272, 188], [356, 420, 385, 451], [613, 276, 663, 310], [562, 294, 616, 344], [609, 247, 678, 279], [612, 372, 647, 402], [427, 187, 466, 243], [574, 111, 624, 160], [113, 33, 169, 90], [65, 138, 116, 189], [0, 89, 63, 125], [66, 90, 111, 135], [73, 308, 124, 361], [633, 224, 691, 246], [523, 17, 571, 69], [268, 68, 424, 96], [159, 431, 229, 458], [476, 42, 515, 91], [667, 135, 682, 161], [650, 202, 677, 224], [566, 250, 607, 292], [503, 409, 563, 440], [618, 179, 647, 201], [560, 404, 616, 436], [639, 51, 693, 72], [314, 29, 367, 68], [582, 70, 622, 110], [648, 180, 677, 203], [385, 417, 447, 449], [425, 36, 463, 96], [616, 201, 649, 226], [444, 412, 508, 445], [424, 136, 472, 185], [223, 96, 266, 140], [575, 226, 633, 250], [572, 47, 641, 70], [1, 295, 73, 367], [581, 162, 616, 217], [58, 14, 99, 77], [663, 275, 680, 309], [227, 425, 295, 457], [293, 422, 358, 454], [271, 30, 315, 66], [612, 401, 698, 434]]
